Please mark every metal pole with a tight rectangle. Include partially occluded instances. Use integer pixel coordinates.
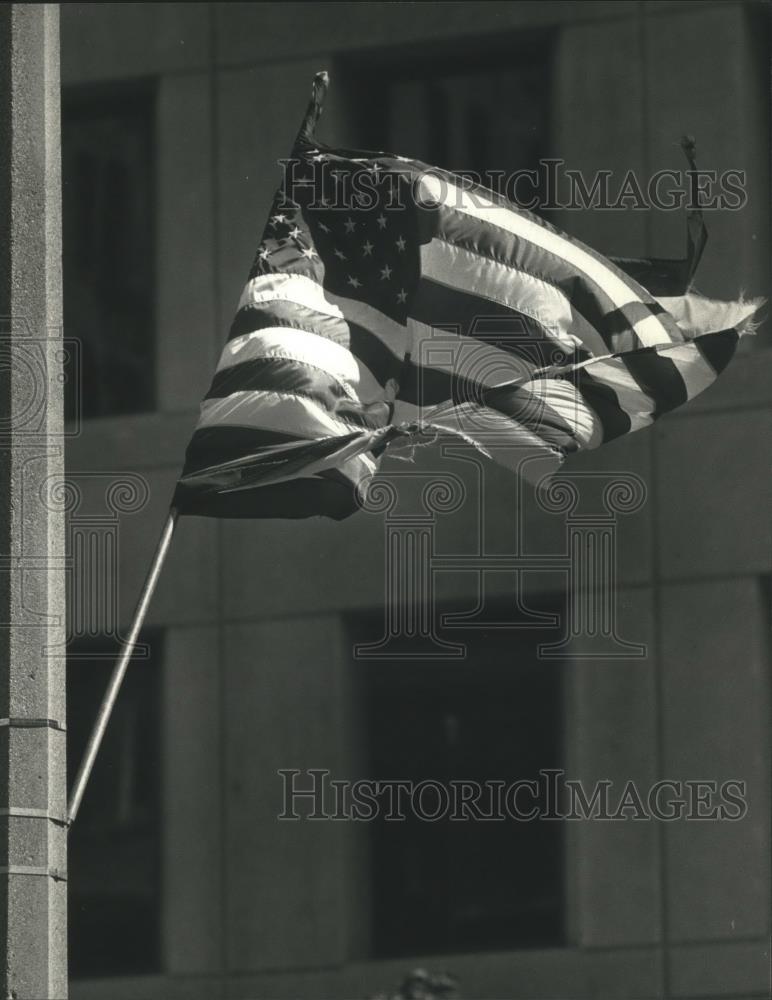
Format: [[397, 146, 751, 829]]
[[67, 508, 179, 826]]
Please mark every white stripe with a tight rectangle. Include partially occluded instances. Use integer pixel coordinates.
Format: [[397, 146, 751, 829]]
[[521, 377, 605, 450], [197, 389, 367, 442], [417, 173, 675, 347], [219, 327, 384, 403], [423, 403, 564, 484], [656, 294, 762, 338], [563, 358, 656, 434], [237, 273, 409, 363], [421, 239, 609, 357]]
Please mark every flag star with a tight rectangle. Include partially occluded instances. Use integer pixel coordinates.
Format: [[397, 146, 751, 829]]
[[368, 163, 383, 176], [311, 153, 327, 162], [334, 248, 347, 260], [347, 275, 361, 288], [376, 214, 387, 229], [397, 288, 408, 304], [380, 264, 392, 280], [288, 226, 302, 239], [258, 247, 270, 261], [300, 246, 318, 259], [362, 240, 374, 256], [270, 214, 286, 226], [395, 235, 406, 251], [344, 217, 356, 234], [318, 221, 330, 233]]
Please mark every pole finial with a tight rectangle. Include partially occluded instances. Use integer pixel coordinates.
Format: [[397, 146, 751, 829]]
[[679, 133, 707, 283], [299, 70, 329, 143]]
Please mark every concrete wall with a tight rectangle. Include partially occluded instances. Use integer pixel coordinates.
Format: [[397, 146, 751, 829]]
[[61, 3, 770, 998]]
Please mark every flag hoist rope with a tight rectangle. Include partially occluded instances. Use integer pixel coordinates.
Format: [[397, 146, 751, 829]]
[[66, 508, 179, 826]]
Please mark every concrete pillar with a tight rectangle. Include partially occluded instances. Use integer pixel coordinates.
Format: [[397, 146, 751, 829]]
[[0, 5, 67, 998]]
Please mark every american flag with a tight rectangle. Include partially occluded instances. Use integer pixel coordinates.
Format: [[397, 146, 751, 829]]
[[173, 73, 760, 520]]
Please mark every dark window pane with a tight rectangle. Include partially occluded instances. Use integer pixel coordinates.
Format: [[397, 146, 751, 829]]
[[349, 603, 566, 959], [339, 33, 552, 212], [66, 631, 163, 978], [62, 82, 156, 420]]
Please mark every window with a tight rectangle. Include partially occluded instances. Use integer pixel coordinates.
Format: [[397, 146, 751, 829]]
[[62, 81, 156, 421], [338, 32, 553, 212], [66, 631, 163, 978], [349, 604, 566, 959]]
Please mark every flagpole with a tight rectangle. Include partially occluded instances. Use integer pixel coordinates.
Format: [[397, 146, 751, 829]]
[[67, 507, 180, 826]]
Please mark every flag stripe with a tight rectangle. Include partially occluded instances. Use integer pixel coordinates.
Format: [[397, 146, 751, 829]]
[[229, 298, 351, 347], [222, 325, 367, 388], [564, 371, 635, 443], [205, 356, 392, 430], [515, 378, 606, 449], [210, 353, 359, 404], [656, 296, 759, 339], [482, 382, 590, 450], [693, 328, 739, 375], [620, 349, 689, 418], [228, 302, 403, 389], [569, 360, 655, 435], [197, 388, 376, 446]]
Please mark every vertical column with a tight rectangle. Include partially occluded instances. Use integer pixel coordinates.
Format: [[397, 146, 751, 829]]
[[0, 6, 67, 999]]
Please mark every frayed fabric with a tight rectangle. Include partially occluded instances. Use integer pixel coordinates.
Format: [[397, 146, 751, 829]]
[[655, 291, 765, 339]]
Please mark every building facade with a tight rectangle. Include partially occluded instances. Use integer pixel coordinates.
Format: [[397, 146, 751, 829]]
[[61, 3, 770, 998]]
